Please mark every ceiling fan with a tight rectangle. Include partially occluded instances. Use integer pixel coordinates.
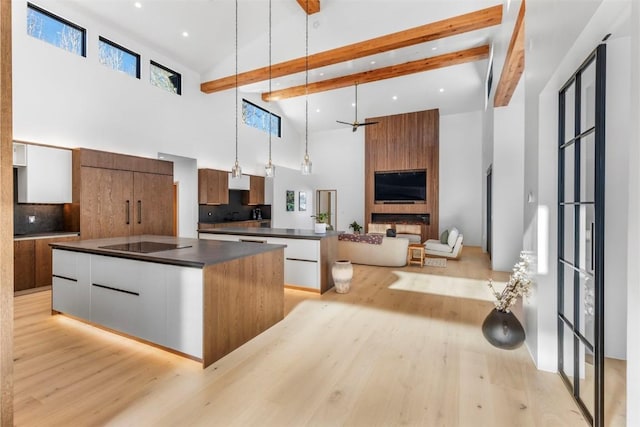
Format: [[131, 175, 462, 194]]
[[336, 83, 379, 132]]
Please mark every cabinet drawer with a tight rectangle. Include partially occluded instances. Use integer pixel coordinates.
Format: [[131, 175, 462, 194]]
[[285, 259, 319, 290], [91, 282, 140, 337], [91, 256, 142, 295], [281, 238, 319, 261], [52, 251, 91, 319], [199, 233, 239, 243]]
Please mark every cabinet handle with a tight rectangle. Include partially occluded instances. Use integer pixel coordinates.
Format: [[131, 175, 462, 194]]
[[286, 257, 317, 263], [137, 200, 142, 224], [126, 200, 130, 225], [239, 238, 267, 244], [92, 283, 139, 296]]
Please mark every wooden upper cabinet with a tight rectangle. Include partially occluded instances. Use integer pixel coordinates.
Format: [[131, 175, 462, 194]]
[[198, 169, 229, 205], [243, 175, 265, 205]]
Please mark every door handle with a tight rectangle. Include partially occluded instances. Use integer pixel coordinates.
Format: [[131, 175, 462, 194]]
[[137, 200, 142, 224], [126, 200, 130, 224]]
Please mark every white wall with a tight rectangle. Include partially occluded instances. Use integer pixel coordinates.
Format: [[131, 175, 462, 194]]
[[12, 1, 302, 176], [604, 36, 630, 360], [439, 111, 483, 245], [627, 2, 640, 422], [306, 128, 365, 232], [267, 166, 315, 230], [491, 82, 525, 272]]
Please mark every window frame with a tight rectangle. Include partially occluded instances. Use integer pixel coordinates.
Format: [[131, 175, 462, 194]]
[[150, 60, 182, 95], [242, 98, 282, 138], [26, 2, 87, 57], [98, 36, 141, 79]]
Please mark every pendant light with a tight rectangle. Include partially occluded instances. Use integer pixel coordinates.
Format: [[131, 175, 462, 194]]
[[264, 0, 275, 178], [300, 0, 312, 175], [231, 0, 242, 178]]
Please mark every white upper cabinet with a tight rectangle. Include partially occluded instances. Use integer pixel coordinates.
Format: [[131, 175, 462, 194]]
[[13, 142, 26, 166], [227, 173, 250, 190], [17, 144, 72, 203]]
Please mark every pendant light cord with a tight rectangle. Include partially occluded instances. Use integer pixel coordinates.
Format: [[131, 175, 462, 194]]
[[234, 0, 239, 163], [268, 0, 272, 162], [304, 0, 309, 157]]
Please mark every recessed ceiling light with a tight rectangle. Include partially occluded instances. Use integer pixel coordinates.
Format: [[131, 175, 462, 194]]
[[439, 88, 445, 93], [319, 72, 324, 76], [182, 31, 189, 37], [351, 102, 356, 107], [316, 108, 321, 113], [370, 60, 376, 65], [392, 95, 398, 100], [134, 2, 142, 8], [431, 46, 437, 51]]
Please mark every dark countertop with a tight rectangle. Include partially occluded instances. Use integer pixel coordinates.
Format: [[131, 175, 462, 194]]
[[198, 227, 341, 240], [49, 235, 286, 268], [14, 231, 80, 241]]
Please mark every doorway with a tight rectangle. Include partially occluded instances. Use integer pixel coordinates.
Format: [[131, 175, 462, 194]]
[[557, 44, 606, 426], [316, 190, 337, 231]]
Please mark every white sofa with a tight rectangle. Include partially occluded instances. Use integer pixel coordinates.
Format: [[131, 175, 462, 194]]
[[338, 236, 410, 267], [424, 228, 464, 259]]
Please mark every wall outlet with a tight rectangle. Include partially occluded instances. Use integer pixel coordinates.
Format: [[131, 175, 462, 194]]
[[28, 215, 36, 223]]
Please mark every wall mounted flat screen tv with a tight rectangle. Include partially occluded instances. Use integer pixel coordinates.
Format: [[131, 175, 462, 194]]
[[374, 169, 426, 203]]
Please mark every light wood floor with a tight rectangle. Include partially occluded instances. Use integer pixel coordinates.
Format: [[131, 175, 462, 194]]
[[13, 247, 624, 426]]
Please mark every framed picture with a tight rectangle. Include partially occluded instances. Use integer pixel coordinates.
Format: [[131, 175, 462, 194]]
[[286, 190, 295, 212], [298, 192, 306, 211]]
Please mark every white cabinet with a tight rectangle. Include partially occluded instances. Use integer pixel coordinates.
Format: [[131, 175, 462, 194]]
[[90, 256, 166, 342], [52, 252, 204, 359], [165, 265, 203, 358], [52, 250, 91, 319], [227, 173, 250, 190], [200, 233, 322, 291], [13, 142, 26, 166], [18, 144, 72, 203]]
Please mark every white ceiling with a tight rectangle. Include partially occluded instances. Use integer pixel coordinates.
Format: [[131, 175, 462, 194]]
[[58, 0, 510, 133]]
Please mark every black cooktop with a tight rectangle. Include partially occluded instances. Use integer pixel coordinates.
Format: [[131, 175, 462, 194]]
[[99, 241, 192, 253]]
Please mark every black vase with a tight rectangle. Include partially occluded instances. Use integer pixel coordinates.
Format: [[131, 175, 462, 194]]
[[481, 308, 525, 350]]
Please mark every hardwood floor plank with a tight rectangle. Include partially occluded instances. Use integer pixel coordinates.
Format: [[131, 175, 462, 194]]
[[13, 247, 623, 426]]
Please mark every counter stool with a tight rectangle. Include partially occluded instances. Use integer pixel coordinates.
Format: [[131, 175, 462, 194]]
[[407, 243, 425, 267]]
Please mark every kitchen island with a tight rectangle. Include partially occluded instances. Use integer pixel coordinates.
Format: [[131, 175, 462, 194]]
[[198, 227, 339, 294], [50, 235, 285, 368]]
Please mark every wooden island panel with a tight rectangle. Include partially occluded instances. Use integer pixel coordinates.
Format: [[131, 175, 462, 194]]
[[203, 248, 284, 367]]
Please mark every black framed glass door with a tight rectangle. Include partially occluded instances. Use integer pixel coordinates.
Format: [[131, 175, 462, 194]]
[[557, 44, 606, 426]]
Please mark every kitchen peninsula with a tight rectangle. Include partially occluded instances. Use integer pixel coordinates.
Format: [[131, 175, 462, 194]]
[[199, 227, 339, 294], [50, 235, 285, 368]]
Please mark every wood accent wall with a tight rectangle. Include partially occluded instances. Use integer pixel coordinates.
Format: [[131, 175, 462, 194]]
[[0, 0, 12, 423], [365, 109, 439, 241]]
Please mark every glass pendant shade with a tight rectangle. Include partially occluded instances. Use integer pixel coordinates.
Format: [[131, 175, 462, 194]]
[[231, 159, 242, 178], [265, 160, 275, 178], [301, 153, 312, 175]]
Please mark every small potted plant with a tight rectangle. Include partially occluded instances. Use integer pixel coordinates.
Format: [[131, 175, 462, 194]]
[[312, 212, 329, 233], [349, 221, 362, 234]]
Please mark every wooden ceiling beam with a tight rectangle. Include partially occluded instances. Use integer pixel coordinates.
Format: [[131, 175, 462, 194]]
[[493, 0, 525, 107], [201, 5, 503, 94], [296, 0, 320, 15], [262, 45, 490, 101]]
